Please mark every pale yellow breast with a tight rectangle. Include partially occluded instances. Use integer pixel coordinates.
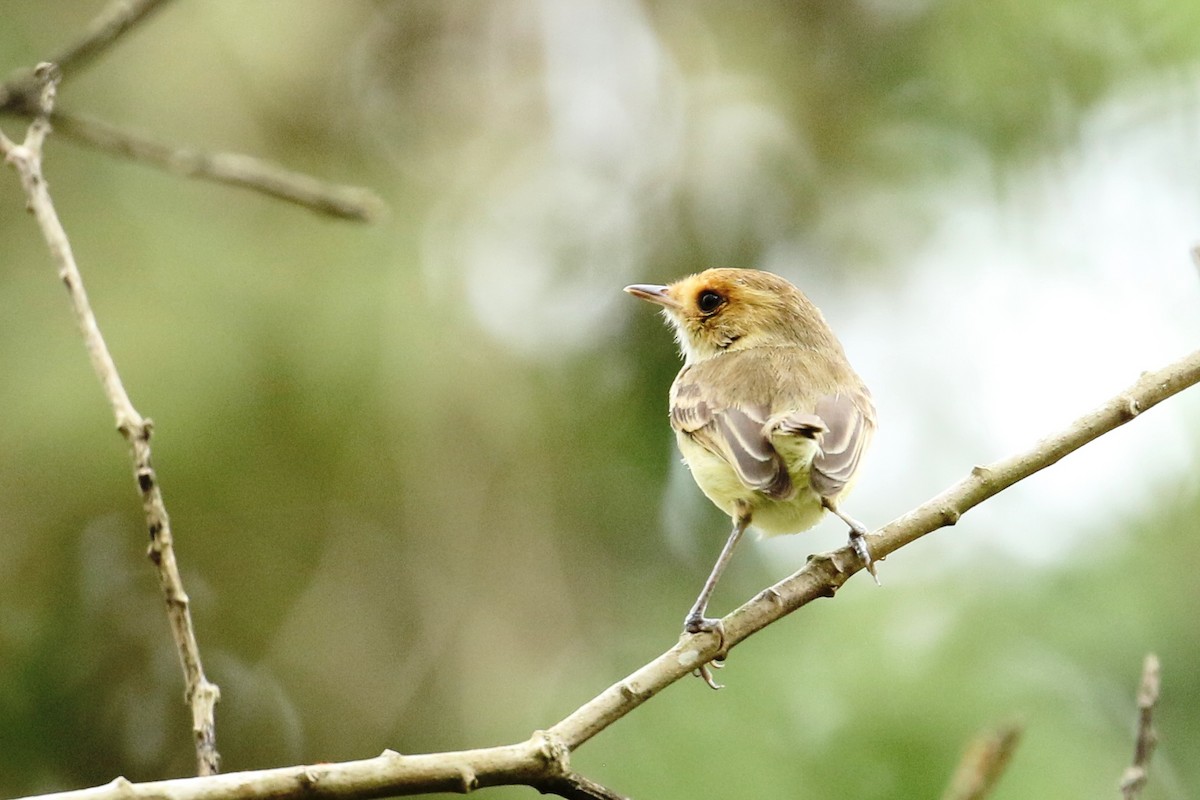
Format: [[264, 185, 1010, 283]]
[[675, 431, 827, 537]]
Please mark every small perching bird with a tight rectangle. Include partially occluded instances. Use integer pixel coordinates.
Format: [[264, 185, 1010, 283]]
[[626, 268, 876, 683]]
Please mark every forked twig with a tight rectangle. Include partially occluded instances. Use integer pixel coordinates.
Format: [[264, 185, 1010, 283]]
[[0, 0, 383, 222], [0, 63, 221, 777]]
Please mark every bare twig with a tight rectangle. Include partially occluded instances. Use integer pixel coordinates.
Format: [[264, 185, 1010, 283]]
[[53, 111, 385, 222], [0, 63, 221, 777], [0, 734, 628, 800], [0, 2, 383, 222], [0, 0, 174, 110], [537, 774, 631, 800], [50, 0, 176, 78], [940, 723, 1022, 800], [1119, 654, 1161, 799], [4, 318, 1196, 798]]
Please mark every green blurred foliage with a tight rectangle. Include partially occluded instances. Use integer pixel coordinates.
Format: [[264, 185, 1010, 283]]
[[1, 2, 1198, 799]]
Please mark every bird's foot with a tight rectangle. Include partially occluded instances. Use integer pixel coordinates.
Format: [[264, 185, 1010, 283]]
[[822, 498, 881, 586], [684, 614, 728, 690], [850, 531, 881, 586], [684, 613, 726, 646]]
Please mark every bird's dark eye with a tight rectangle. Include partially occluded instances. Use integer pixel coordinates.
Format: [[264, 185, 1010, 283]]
[[697, 290, 724, 314]]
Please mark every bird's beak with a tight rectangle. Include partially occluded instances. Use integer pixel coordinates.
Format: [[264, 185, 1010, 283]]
[[624, 283, 680, 309]]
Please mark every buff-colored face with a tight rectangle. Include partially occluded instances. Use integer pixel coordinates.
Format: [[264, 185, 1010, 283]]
[[624, 268, 824, 364]]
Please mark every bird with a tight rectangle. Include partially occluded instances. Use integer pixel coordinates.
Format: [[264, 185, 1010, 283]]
[[625, 268, 876, 682]]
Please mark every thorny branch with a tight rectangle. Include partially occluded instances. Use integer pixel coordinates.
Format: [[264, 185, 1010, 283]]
[[0, 64, 221, 777]]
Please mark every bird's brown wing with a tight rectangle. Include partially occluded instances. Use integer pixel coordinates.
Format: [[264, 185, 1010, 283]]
[[809, 391, 875, 498], [671, 370, 819, 500], [670, 349, 873, 501]]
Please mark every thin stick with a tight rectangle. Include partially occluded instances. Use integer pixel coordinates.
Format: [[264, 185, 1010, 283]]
[[0, 0, 174, 109], [0, 64, 221, 777], [0, 1, 382, 223], [537, 773, 632, 800], [51, 0, 176, 78], [53, 111, 385, 222], [939, 723, 1022, 800], [1119, 654, 1161, 800]]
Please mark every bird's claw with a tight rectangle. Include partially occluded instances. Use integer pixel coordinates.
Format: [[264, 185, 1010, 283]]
[[850, 532, 881, 586], [695, 662, 724, 690], [684, 614, 729, 690]]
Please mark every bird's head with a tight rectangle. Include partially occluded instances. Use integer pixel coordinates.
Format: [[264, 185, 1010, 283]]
[[624, 268, 833, 364]]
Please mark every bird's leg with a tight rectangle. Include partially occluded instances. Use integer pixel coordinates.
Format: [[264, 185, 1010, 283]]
[[822, 497, 880, 585], [684, 502, 751, 644], [684, 504, 751, 690]]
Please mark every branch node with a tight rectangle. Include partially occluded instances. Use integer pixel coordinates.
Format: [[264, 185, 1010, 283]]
[[136, 467, 156, 493], [970, 464, 992, 482], [757, 586, 785, 607], [105, 776, 133, 792], [33, 62, 61, 99], [4, 143, 33, 166], [456, 765, 479, 793], [810, 549, 850, 585], [532, 730, 572, 776], [940, 505, 962, 526], [116, 413, 150, 440], [189, 679, 221, 710], [1119, 766, 1147, 796], [298, 767, 321, 789]]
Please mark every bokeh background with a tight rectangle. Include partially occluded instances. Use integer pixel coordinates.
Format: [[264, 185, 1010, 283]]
[[2, 2, 1199, 798]]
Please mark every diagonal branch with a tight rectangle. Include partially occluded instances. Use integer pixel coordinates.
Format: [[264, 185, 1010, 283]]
[[0, 63, 221, 777], [5, 294, 1198, 797], [53, 111, 385, 221], [549, 345, 1200, 752], [49, 0, 176, 78], [0, 0, 175, 110]]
